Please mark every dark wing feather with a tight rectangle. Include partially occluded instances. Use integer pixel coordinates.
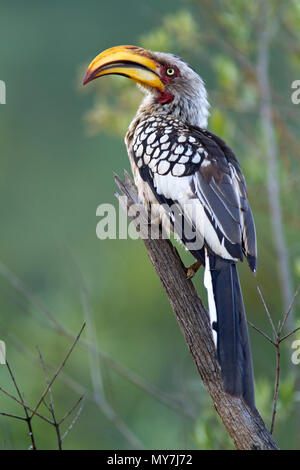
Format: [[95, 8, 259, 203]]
[[190, 127, 257, 270]]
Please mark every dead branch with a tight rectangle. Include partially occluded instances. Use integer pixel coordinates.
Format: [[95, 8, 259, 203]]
[[249, 285, 300, 434], [114, 170, 279, 450], [36, 346, 62, 450], [0, 324, 86, 450], [5, 361, 36, 450]]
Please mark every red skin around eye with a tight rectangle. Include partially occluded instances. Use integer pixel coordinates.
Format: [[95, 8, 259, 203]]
[[157, 65, 180, 103], [159, 64, 180, 83]]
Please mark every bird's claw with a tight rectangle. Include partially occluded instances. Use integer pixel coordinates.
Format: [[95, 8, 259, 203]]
[[186, 261, 202, 279]]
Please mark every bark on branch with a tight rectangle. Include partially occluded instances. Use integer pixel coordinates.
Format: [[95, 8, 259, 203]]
[[114, 170, 279, 450]]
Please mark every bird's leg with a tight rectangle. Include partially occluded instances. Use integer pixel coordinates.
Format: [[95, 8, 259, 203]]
[[186, 260, 202, 280]]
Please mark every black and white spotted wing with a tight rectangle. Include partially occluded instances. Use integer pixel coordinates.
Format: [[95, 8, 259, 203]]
[[131, 115, 257, 271]]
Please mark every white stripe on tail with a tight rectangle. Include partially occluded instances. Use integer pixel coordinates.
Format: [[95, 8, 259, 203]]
[[203, 248, 217, 345]]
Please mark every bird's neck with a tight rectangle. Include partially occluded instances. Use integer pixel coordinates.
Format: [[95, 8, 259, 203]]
[[136, 91, 210, 129]]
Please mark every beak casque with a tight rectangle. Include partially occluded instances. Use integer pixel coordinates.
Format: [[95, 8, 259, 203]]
[[83, 45, 164, 91]]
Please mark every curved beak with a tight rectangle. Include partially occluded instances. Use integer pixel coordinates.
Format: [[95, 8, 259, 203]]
[[83, 45, 164, 91]]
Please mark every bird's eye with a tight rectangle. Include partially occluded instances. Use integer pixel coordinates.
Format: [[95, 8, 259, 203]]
[[166, 68, 175, 76]]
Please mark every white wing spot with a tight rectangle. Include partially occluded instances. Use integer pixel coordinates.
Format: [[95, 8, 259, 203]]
[[146, 145, 153, 155], [160, 135, 169, 144], [192, 153, 201, 164], [174, 145, 185, 155], [153, 148, 160, 159], [149, 158, 158, 170], [145, 127, 155, 134], [136, 144, 144, 157], [144, 154, 151, 164], [161, 142, 170, 150], [160, 151, 169, 160], [172, 163, 185, 176], [147, 133, 156, 145], [158, 160, 170, 175]]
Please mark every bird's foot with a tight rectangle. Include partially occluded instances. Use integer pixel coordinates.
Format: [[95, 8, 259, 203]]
[[186, 260, 202, 280]]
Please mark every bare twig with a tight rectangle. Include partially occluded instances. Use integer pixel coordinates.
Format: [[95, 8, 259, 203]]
[[250, 285, 300, 434], [247, 320, 275, 346], [0, 324, 87, 449], [36, 346, 62, 450], [0, 384, 54, 425], [257, 287, 277, 340], [278, 284, 300, 338], [5, 361, 36, 450], [271, 342, 281, 435], [0, 412, 27, 421], [30, 323, 86, 419], [0, 328, 145, 449], [279, 327, 300, 344], [61, 397, 85, 442], [58, 395, 84, 426]]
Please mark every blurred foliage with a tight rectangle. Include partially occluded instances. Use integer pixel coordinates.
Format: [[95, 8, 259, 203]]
[[1, 0, 300, 450]]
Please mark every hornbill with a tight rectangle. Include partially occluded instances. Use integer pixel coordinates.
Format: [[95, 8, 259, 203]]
[[83, 46, 257, 410]]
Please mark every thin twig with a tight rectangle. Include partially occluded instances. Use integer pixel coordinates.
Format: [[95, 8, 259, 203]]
[[247, 320, 276, 346], [0, 412, 27, 421], [5, 361, 36, 450], [61, 397, 85, 442], [58, 395, 84, 426], [36, 346, 62, 450], [253, 285, 300, 434], [270, 343, 280, 434], [0, 324, 88, 449], [0, 328, 145, 449], [279, 327, 300, 344], [0, 385, 54, 425], [257, 286, 277, 339], [30, 323, 86, 419], [278, 284, 300, 338]]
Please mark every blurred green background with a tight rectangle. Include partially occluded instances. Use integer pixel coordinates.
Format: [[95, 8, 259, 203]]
[[0, 0, 300, 450]]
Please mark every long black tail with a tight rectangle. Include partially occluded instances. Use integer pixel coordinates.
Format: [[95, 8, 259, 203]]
[[207, 254, 256, 410]]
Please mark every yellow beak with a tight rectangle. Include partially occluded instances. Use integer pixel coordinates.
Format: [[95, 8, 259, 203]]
[[83, 45, 164, 91]]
